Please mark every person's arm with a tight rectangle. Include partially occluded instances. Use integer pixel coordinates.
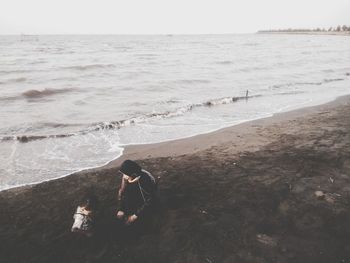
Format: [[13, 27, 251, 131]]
[[126, 202, 149, 224], [116, 176, 127, 214], [118, 176, 127, 200], [126, 174, 155, 224], [135, 177, 155, 217], [135, 195, 152, 217]]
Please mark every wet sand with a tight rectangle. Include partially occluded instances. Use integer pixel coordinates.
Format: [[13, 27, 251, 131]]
[[1, 96, 350, 263]]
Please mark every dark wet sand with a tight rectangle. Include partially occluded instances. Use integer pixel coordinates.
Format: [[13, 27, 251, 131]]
[[1, 96, 350, 263]]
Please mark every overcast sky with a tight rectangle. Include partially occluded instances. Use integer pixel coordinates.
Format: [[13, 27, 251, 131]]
[[1, 0, 349, 34]]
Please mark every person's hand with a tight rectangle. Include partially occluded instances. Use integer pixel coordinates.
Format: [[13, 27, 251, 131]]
[[116, 210, 125, 219], [126, 214, 138, 225]]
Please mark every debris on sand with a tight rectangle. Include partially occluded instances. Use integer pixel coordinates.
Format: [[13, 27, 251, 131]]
[[324, 195, 336, 203], [314, 191, 325, 198], [256, 234, 277, 247], [314, 191, 340, 203]]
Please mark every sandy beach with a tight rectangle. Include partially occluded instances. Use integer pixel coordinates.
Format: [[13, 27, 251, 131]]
[[1, 95, 350, 263]]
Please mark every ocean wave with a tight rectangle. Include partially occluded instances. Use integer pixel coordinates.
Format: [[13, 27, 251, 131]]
[[35, 122, 84, 129], [176, 79, 211, 84], [216, 60, 234, 65], [165, 99, 182, 104], [135, 54, 158, 58], [275, 91, 306, 96], [60, 64, 116, 71], [1, 134, 75, 143], [29, 60, 46, 65], [22, 88, 76, 99], [1, 94, 260, 143], [323, 78, 344, 83], [270, 77, 345, 90], [2, 77, 27, 84], [0, 69, 43, 75], [243, 42, 259, 46], [0, 88, 76, 102], [271, 81, 323, 89], [0, 95, 18, 102]]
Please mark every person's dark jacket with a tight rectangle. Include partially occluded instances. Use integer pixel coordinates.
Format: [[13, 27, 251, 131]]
[[118, 169, 156, 217]]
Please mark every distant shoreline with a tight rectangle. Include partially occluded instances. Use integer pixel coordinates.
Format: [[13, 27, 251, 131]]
[[257, 31, 350, 36]]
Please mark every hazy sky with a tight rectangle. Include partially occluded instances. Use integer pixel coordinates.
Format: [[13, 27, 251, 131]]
[[1, 0, 349, 34]]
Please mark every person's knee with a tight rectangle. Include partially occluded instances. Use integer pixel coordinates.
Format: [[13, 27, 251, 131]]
[[116, 210, 125, 219]]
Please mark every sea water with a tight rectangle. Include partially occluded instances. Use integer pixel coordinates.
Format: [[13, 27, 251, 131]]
[[0, 34, 350, 190]]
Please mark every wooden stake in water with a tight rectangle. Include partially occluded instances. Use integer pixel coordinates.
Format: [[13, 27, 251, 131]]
[[246, 90, 249, 99]]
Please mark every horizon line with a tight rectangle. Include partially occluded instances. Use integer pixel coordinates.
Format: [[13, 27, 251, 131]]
[[0, 32, 258, 36]]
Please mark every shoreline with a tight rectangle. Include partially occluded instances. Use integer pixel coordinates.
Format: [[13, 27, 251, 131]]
[[2, 94, 349, 193], [1, 95, 350, 262], [257, 31, 350, 36], [109, 95, 347, 164]]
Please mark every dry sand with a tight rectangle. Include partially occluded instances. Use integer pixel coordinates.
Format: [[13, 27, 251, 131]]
[[1, 96, 350, 263]]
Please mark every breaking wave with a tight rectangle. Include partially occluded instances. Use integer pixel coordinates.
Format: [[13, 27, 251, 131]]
[[0, 94, 261, 143], [1, 134, 75, 143], [73, 95, 262, 132]]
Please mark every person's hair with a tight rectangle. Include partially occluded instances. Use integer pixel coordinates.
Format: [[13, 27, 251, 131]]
[[80, 193, 98, 211], [119, 160, 142, 178]]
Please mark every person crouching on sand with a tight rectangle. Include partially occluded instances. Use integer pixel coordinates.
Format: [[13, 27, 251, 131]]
[[71, 193, 98, 237], [116, 160, 156, 225]]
